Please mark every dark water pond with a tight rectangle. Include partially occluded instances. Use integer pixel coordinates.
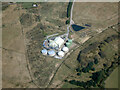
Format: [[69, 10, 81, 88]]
[[72, 24, 85, 31], [85, 24, 91, 27]]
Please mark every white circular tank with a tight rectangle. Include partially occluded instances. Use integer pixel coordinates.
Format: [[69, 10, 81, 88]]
[[58, 51, 64, 57], [62, 47, 69, 53], [32, 4, 37, 7], [48, 50, 56, 56], [41, 49, 47, 55]]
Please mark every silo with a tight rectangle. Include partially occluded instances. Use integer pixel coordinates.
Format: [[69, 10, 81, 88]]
[[66, 42, 71, 48], [68, 39, 72, 43], [66, 39, 72, 48], [48, 50, 56, 56], [62, 47, 69, 53], [41, 49, 47, 55], [58, 51, 64, 57]]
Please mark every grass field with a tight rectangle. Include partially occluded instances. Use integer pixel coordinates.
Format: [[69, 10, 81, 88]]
[[73, 2, 118, 31], [21, 2, 34, 9], [105, 67, 119, 88], [72, 2, 118, 45], [22, 2, 69, 88], [2, 4, 37, 88], [61, 82, 80, 88], [2, 2, 119, 88]]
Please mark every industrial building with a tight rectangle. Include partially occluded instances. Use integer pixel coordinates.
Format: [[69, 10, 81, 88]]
[[41, 36, 72, 59], [49, 37, 65, 49]]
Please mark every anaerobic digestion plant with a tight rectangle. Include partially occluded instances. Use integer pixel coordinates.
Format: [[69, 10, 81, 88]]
[[41, 36, 72, 59]]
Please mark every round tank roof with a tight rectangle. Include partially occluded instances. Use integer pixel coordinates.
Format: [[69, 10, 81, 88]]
[[62, 47, 69, 52], [58, 51, 64, 57], [49, 40, 58, 48], [48, 50, 55, 56], [41, 49, 47, 55]]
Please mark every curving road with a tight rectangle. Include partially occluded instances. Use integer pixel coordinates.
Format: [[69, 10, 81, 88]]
[[47, 0, 76, 87]]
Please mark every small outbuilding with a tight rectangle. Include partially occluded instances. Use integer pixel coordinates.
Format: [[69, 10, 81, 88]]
[[32, 3, 38, 7]]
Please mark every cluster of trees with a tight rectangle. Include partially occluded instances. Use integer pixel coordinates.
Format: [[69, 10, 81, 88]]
[[66, 1, 73, 25], [82, 62, 94, 73], [94, 56, 99, 64], [76, 61, 95, 74], [67, 55, 119, 88], [77, 42, 99, 63], [66, 20, 70, 24], [67, 80, 96, 88], [77, 34, 118, 69], [67, 1, 73, 18], [90, 70, 105, 85], [91, 59, 119, 87], [76, 55, 99, 74], [66, 34, 119, 88]]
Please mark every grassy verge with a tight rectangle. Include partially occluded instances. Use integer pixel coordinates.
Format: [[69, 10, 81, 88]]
[[62, 82, 80, 88], [105, 66, 119, 88]]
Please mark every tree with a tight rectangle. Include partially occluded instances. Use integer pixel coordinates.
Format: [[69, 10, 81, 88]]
[[66, 20, 70, 24], [98, 51, 106, 58], [87, 62, 94, 70], [91, 71, 105, 84], [76, 68, 81, 72], [94, 58, 98, 64], [82, 68, 87, 73], [64, 80, 67, 82], [103, 64, 107, 67], [69, 80, 77, 85], [77, 73, 81, 76], [67, 2, 73, 18], [91, 68, 95, 71], [88, 62, 94, 67], [104, 37, 112, 43]]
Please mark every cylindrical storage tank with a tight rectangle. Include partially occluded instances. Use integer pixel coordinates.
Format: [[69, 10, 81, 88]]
[[66, 42, 71, 48], [58, 51, 64, 57], [68, 39, 72, 43], [41, 49, 47, 55], [48, 50, 56, 56], [62, 47, 69, 53]]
